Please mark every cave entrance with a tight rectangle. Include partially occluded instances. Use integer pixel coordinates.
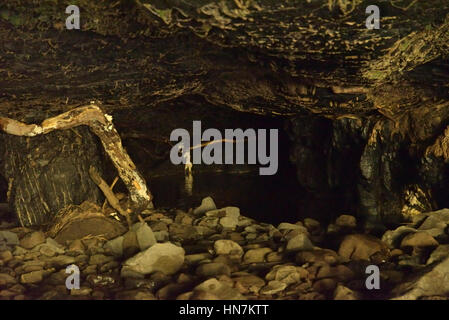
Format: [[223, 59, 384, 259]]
[[114, 96, 339, 225]]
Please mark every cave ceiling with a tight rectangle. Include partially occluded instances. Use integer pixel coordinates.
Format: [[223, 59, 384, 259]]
[[0, 0, 448, 126]]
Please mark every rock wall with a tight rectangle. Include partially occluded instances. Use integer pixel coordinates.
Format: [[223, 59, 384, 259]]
[[287, 108, 449, 226], [0, 128, 105, 226]]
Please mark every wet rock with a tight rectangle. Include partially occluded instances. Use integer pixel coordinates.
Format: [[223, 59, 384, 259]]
[[104, 236, 124, 257], [193, 197, 217, 216], [266, 251, 284, 263], [400, 232, 438, 250], [303, 218, 321, 233], [338, 234, 388, 261], [70, 287, 93, 296], [237, 216, 255, 228], [427, 245, 449, 265], [124, 278, 157, 291], [326, 223, 340, 235], [0, 273, 16, 286], [243, 248, 273, 264], [130, 222, 157, 251], [89, 254, 114, 265], [195, 226, 216, 238], [286, 233, 314, 252], [122, 231, 140, 257], [100, 261, 119, 273], [411, 209, 449, 227], [382, 270, 404, 284], [196, 262, 231, 277], [260, 280, 287, 295], [333, 284, 360, 300], [169, 223, 200, 241], [193, 278, 244, 300], [45, 269, 70, 285], [0, 250, 13, 263], [296, 249, 339, 266], [196, 217, 219, 229], [245, 233, 257, 241], [381, 226, 417, 248], [228, 232, 245, 242], [68, 239, 85, 254], [219, 207, 240, 230], [156, 282, 192, 300], [233, 275, 265, 294], [35, 238, 65, 257], [175, 211, 194, 225], [122, 242, 185, 276], [45, 255, 76, 268], [214, 240, 243, 258], [149, 221, 168, 232], [115, 290, 156, 300], [313, 278, 337, 293], [392, 256, 449, 299], [185, 253, 213, 265], [154, 231, 170, 242], [0, 231, 19, 246], [1, 284, 24, 298], [176, 273, 192, 284], [277, 222, 303, 231], [335, 215, 357, 229], [86, 274, 118, 289], [316, 265, 354, 282], [283, 227, 309, 240], [20, 270, 45, 284], [266, 265, 308, 285], [15, 260, 45, 274], [83, 264, 98, 276], [74, 254, 88, 265], [177, 291, 214, 300], [398, 254, 422, 268], [20, 231, 45, 249]]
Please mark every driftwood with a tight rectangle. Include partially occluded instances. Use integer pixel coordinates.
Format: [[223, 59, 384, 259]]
[[0, 104, 153, 220], [88, 166, 131, 227]]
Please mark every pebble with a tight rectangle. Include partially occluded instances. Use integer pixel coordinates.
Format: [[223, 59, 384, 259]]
[[265, 265, 308, 285], [214, 239, 243, 258], [260, 280, 287, 295], [286, 234, 314, 252], [338, 234, 388, 261], [333, 284, 359, 300], [122, 242, 185, 276], [400, 232, 439, 249], [20, 231, 46, 249], [335, 215, 357, 228], [193, 197, 217, 216], [0, 231, 19, 246], [196, 262, 231, 277], [193, 278, 244, 300], [243, 247, 273, 264], [20, 270, 45, 284]]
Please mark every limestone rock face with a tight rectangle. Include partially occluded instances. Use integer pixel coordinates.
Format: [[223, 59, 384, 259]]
[[1, 1, 449, 225]]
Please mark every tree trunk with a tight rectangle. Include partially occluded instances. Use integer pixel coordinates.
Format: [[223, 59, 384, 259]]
[[0, 127, 104, 227]]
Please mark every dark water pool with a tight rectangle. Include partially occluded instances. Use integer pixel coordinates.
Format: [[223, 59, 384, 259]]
[[148, 169, 337, 226]]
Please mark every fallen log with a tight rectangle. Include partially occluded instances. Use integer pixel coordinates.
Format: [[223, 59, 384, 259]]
[[0, 104, 153, 226]]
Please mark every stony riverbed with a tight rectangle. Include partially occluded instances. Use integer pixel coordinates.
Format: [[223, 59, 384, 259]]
[[1, 196, 449, 300]]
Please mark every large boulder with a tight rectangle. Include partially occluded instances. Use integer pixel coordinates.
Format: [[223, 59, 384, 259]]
[[122, 242, 185, 276], [338, 234, 389, 261], [392, 256, 449, 299]]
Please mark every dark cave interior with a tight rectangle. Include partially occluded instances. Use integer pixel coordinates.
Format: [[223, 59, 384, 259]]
[[1, 0, 449, 302]]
